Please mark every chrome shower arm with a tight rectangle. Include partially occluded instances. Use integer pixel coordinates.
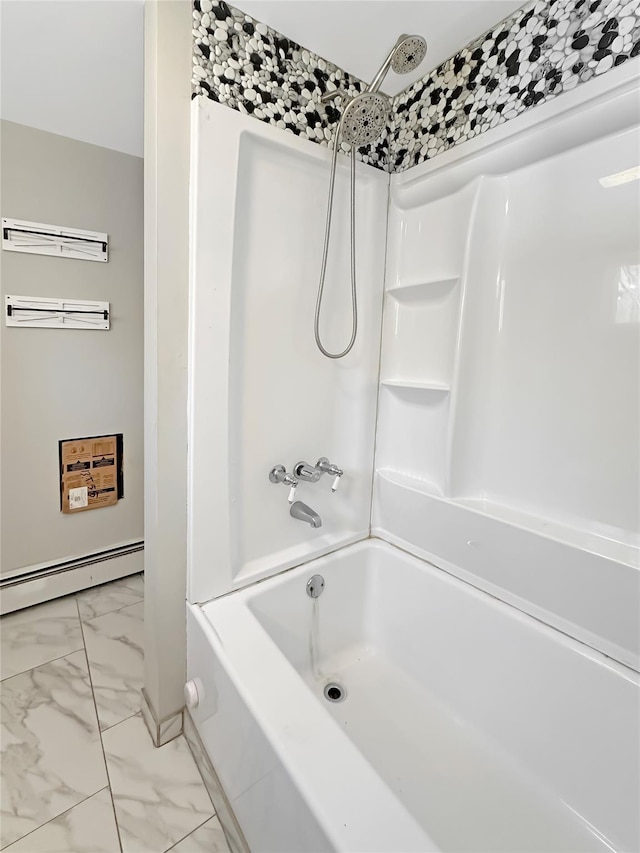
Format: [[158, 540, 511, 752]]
[[320, 90, 350, 105], [366, 33, 409, 93]]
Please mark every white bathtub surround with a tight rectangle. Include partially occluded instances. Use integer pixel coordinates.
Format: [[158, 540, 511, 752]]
[[0, 597, 83, 680], [82, 602, 145, 731], [372, 61, 640, 670], [188, 540, 640, 853], [0, 650, 108, 848], [3, 789, 120, 853], [102, 714, 215, 853], [189, 100, 388, 603]]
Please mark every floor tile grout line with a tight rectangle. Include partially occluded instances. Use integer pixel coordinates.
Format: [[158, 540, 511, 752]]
[[105, 784, 124, 853], [163, 815, 219, 853], [0, 645, 85, 683], [0, 788, 111, 852], [77, 594, 145, 626], [75, 596, 124, 853], [99, 709, 141, 734]]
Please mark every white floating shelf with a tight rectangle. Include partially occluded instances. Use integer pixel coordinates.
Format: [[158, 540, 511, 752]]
[[387, 277, 459, 302], [2, 218, 108, 262], [380, 379, 451, 392], [5, 295, 110, 330]]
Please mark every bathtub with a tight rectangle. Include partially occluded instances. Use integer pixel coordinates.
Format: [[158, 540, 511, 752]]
[[186, 539, 639, 852]]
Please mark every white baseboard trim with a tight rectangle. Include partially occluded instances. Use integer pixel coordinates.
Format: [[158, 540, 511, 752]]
[[0, 543, 144, 614]]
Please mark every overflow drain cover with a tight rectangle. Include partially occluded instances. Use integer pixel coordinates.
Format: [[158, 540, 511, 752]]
[[323, 682, 346, 703]]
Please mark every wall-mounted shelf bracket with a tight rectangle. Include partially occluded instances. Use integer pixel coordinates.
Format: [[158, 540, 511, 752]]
[[5, 295, 110, 330], [2, 218, 108, 262]]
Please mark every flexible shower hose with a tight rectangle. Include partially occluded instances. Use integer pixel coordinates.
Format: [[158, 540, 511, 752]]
[[314, 125, 358, 360]]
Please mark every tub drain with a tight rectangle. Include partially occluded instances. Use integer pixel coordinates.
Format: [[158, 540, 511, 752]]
[[324, 682, 346, 703]]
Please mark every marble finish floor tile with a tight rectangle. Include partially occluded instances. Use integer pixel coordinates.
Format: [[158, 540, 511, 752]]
[[0, 598, 83, 681], [76, 576, 144, 622], [0, 650, 108, 848], [118, 573, 144, 596], [169, 817, 229, 852], [4, 788, 121, 852], [103, 715, 214, 853], [82, 602, 144, 730]]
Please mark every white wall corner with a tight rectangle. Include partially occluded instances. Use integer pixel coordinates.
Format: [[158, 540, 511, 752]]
[[143, 0, 193, 732]]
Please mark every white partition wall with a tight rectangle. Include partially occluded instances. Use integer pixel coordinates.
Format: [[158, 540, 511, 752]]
[[189, 100, 388, 604], [373, 68, 640, 671]]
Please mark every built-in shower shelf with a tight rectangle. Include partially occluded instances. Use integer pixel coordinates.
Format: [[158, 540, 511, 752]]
[[376, 469, 639, 568], [380, 379, 450, 392], [377, 468, 445, 498], [387, 277, 459, 302]]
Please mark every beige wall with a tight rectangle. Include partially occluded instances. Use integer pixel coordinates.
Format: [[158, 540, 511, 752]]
[[0, 120, 144, 574]]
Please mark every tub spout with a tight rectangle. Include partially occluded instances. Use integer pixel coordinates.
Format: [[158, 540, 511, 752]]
[[290, 500, 322, 528]]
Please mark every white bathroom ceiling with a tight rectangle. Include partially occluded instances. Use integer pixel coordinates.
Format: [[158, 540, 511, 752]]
[[236, 1, 525, 95], [0, 0, 143, 157]]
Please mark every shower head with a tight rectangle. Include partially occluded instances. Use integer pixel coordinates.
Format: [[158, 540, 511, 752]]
[[340, 91, 389, 146], [391, 35, 428, 74], [367, 32, 428, 93], [319, 32, 426, 148]]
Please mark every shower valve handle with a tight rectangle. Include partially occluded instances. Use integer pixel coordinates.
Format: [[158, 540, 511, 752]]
[[316, 458, 343, 492], [269, 465, 298, 503]]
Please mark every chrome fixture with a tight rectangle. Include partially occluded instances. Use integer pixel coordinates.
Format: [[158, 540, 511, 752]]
[[306, 574, 325, 598], [294, 457, 344, 490], [315, 33, 427, 359], [316, 457, 343, 492], [294, 461, 322, 483], [367, 34, 428, 93], [269, 464, 298, 503], [323, 681, 346, 703], [290, 500, 322, 528]]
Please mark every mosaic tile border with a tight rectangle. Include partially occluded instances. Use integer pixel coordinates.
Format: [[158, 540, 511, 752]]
[[191, 0, 389, 169], [390, 0, 640, 171], [192, 0, 640, 174]]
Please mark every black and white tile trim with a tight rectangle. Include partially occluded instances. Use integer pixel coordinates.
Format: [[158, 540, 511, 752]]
[[192, 0, 640, 174], [389, 0, 640, 172], [191, 0, 389, 170]]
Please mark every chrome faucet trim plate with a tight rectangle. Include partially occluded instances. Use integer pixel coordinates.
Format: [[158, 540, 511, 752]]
[[294, 461, 322, 483]]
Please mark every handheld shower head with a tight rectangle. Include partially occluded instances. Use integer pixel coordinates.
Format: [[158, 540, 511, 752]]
[[340, 92, 389, 146], [391, 35, 428, 74]]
